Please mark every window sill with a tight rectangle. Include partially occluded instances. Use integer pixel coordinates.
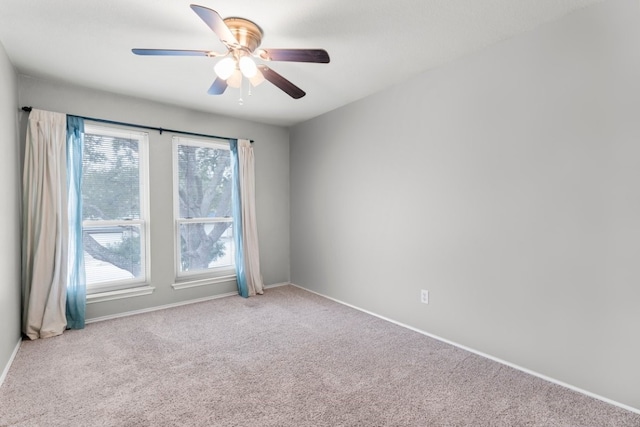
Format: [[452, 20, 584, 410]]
[[86, 285, 155, 304], [172, 274, 237, 290]]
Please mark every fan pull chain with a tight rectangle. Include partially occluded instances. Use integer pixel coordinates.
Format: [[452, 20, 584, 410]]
[[238, 76, 244, 105]]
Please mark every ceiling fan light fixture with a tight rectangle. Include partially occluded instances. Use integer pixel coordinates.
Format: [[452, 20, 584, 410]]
[[239, 56, 258, 78], [214, 57, 235, 80]]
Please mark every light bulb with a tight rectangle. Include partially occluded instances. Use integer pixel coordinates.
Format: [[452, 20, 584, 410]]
[[239, 56, 258, 78], [214, 57, 235, 80]]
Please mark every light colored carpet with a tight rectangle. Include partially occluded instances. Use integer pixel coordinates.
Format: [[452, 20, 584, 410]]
[[1, 285, 639, 426]]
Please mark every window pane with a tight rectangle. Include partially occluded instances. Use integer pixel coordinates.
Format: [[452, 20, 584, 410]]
[[83, 224, 143, 285], [83, 133, 140, 221], [179, 222, 234, 272], [177, 144, 231, 219]]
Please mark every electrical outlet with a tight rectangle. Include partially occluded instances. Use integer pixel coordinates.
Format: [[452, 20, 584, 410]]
[[420, 289, 429, 304]]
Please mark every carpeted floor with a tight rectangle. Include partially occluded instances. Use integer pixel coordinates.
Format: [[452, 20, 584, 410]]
[[1, 285, 639, 426]]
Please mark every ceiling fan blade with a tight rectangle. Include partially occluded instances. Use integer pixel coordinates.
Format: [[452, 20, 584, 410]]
[[132, 49, 214, 57], [207, 78, 228, 95], [257, 48, 330, 63], [190, 5, 239, 47], [258, 65, 306, 99]]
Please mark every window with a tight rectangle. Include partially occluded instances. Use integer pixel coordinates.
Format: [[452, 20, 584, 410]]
[[173, 137, 235, 278], [82, 124, 150, 293]]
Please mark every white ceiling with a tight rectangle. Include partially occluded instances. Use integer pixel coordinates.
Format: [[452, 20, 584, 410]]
[[0, 0, 601, 127]]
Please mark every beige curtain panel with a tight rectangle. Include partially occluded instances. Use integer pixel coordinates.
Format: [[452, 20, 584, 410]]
[[238, 139, 264, 296], [21, 109, 69, 339]]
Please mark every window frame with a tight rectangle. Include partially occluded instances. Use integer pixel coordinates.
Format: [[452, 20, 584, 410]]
[[82, 123, 151, 294], [172, 136, 235, 281]]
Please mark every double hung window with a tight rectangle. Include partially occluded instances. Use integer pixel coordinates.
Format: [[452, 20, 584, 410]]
[[82, 124, 150, 293], [173, 137, 235, 278]]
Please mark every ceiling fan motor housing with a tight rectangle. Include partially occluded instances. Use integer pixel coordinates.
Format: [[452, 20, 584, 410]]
[[223, 17, 263, 52]]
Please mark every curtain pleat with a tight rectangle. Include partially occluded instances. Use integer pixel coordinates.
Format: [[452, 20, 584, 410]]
[[65, 116, 86, 329], [22, 109, 69, 339]]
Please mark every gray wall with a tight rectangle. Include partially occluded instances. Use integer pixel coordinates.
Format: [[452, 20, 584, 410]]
[[18, 75, 290, 320], [291, 0, 640, 411], [0, 42, 22, 379]]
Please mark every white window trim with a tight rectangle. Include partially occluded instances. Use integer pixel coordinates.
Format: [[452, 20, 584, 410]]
[[172, 136, 235, 280], [83, 123, 151, 294], [86, 285, 155, 304], [171, 274, 236, 290]]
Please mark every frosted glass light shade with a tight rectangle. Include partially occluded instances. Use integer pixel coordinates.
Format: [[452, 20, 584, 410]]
[[239, 56, 257, 78], [214, 57, 236, 80], [249, 69, 265, 87], [227, 69, 243, 88]]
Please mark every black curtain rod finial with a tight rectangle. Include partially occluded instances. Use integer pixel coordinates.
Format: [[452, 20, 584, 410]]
[[22, 106, 32, 112]]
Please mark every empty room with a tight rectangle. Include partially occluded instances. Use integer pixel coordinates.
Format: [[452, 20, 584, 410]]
[[1, 0, 639, 425]]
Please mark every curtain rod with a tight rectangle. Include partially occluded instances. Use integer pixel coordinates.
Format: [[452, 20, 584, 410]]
[[20, 106, 254, 143]]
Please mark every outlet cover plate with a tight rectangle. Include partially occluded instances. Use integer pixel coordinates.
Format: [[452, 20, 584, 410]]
[[421, 289, 429, 304]]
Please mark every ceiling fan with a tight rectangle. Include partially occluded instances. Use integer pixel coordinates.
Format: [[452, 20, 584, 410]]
[[132, 4, 330, 100]]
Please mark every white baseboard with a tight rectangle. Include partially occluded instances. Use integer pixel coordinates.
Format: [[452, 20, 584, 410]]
[[0, 338, 22, 388], [289, 283, 640, 416], [264, 281, 290, 289], [86, 281, 291, 324]]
